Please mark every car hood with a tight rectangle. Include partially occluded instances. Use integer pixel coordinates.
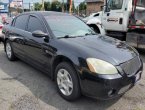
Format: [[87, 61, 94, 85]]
[[59, 35, 138, 65]]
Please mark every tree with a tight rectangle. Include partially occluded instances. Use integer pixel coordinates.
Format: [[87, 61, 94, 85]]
[[76, 1, 87, 16], [51, 1, 62, 12], [79, 2, 86, 11], [44, 1, 51, 11], [34, 3, 42, 11]]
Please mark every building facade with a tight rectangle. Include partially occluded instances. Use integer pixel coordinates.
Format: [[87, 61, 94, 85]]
[[0, 2, 8, 13], [86, 0, 104, 15]]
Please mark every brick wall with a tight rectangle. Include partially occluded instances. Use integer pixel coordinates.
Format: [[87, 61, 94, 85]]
[[86, 2, 104, 15]]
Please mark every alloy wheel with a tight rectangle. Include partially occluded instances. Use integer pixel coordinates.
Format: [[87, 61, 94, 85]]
[[6, 42, 12, 59], [57, 69, 73, 96]]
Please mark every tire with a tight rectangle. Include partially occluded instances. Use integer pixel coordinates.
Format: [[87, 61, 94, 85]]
[[89, 25, 100, 34], [55, 62, 81, 101], [5, 40, 16, 61], [0, 38, 2, 43], [91, 26, 100, 34]]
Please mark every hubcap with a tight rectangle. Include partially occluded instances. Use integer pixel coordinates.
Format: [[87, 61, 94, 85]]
[[57, 69, 73, 96], [6, 43, 12, 58]]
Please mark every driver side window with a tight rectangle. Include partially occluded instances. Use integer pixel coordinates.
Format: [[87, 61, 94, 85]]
[[27, 16, 44, 33], [108, 0, 123, 10]]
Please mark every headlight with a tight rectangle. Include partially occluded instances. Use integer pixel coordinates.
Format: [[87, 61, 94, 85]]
[[86, 58, 118, 74]]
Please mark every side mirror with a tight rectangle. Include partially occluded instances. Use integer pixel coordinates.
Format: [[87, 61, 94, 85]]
[[100, 5, 110, 12], [100, 5, 105, 11], [104, 0, 110, 12], [4, 22, 9, 25], [32, 30, 49, 38], [104, 5, 110, 12]]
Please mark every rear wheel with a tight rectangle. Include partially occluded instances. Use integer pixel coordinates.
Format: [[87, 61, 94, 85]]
[[55, 62, 81, 101], [5, 40, 16, 61]]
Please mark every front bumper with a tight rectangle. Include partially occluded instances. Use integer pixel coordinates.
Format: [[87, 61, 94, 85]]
[[80, 65, 143, 100]]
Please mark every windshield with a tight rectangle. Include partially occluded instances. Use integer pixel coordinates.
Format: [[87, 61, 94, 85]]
[[45, 15, 96, 38]]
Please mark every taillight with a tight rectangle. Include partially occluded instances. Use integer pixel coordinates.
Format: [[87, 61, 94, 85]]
[[0, 26, 3, 29], [128, 25, 145, 29]]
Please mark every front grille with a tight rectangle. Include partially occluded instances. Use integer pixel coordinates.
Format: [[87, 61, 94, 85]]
[[120, 57, 141, 76]]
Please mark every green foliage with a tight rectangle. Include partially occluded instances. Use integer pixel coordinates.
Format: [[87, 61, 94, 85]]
[[51, 1, 62, 12], [44, 2, 51, 11], [34, 3, 42, 11], [34, 0, 77, 12], [34, 1, 61, 11], [78, 2, 86, 11]]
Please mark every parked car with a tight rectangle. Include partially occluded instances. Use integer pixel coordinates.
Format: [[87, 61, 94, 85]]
[[0, 22, 4, 42], [2, 11, 143, 101], [4, 17, 13, 25], [0, 15, 7, 24], [83, 12, 101, 23]]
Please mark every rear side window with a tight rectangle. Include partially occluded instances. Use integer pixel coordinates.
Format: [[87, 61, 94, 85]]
[[14, 15, 29, 30], [27, 16, 44, 33]]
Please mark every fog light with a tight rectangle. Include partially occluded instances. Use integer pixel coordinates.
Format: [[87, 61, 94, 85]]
[[108, 89, 116, 96]]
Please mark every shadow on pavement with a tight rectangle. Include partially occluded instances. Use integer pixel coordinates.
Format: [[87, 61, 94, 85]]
[[137, 48, 145, 63]]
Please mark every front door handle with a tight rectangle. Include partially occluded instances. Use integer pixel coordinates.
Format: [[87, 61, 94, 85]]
[[107, 13, 110, 16]]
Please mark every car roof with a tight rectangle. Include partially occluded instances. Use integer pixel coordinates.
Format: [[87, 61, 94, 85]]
[[20, 11, 71, 17]]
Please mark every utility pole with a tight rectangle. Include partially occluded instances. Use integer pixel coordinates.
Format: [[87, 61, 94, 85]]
[[78, 5, 79, 16], [22, 0, 24, 12], [62, 0, 64, 12], [8, 0, 11, 16], [29, 2, 31, 11], [41, 0, 45, 11], [69, 0, 72, 14]]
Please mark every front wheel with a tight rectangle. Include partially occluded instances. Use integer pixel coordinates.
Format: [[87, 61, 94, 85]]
[[5, 40, 16, 61], [55, 62, 81, 101], [89, 24, 100, 34]]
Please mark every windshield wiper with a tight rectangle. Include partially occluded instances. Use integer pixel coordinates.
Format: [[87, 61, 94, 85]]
[[58, 35, 77, 39], [85, 33, 97, 36]]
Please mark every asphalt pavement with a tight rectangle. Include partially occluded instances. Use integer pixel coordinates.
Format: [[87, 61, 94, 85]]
[[0, 43, 145, 110]]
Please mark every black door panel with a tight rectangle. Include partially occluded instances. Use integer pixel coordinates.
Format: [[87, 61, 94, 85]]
[[9, 28, 27, 56], [24, 34, 52, 73], [23, 15, 52, 73], [10, 15, 29, 56]]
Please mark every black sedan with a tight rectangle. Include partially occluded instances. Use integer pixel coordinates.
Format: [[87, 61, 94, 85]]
[[2, 11, 143, 101]]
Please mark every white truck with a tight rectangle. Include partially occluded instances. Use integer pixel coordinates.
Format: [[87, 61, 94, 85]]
[[87, 0, 145, 49]]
